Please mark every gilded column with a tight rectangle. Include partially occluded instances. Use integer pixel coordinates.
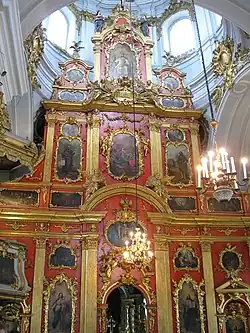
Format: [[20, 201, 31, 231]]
[[149, 120, 163, 177], [145, 43, 153, 82], [92, 37, 101, 81], [80, 235, 98, 333], [86, 113, 100, 175], [43, 116, 56, 182], [154, 236, 173, 333], [30, 238, 46, 333], [190, 123, 200, 185], [201, 241, 218, 333]]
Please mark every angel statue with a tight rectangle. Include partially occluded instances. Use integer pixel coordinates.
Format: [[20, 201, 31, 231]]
[[140, 15, 150, 37], [94, 11, 105, 33], [70, 41, 84, 59]]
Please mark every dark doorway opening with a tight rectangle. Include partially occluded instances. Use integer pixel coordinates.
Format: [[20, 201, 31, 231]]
[[107, 284, 147, 333]]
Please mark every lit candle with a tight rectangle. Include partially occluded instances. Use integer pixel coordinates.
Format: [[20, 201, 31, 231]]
[[225, 157, 231, 174], [241, 157, 248, 179], [219, 148, 226, 170], [201, 157, 209, 178], [234, 176, 239, 190], [230, 156, 236, 173], [208, 151, 214, 173], [197, 165, 202, 188]]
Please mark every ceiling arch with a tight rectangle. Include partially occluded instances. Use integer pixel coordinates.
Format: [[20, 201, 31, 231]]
[[216, 63, 250, 161], [19, 0, 250, 37]]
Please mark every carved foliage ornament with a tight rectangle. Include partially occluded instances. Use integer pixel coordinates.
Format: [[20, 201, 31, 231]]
[[24, 24, 46, 90], [0, 92, 11, 134], [212, 36, 250, 111]]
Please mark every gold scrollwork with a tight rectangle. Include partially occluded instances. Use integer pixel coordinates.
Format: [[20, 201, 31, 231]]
[[48, 241, 77, 269], [0, 92, 11, 134], [101, 125, 149, 180], [173, 275, 205, 333], [24, 24, 46, 90], [84, 169, 106, 201], [173, 243, 200, 271], [43, 274, 77, 333], [219, 244, 243, 278]]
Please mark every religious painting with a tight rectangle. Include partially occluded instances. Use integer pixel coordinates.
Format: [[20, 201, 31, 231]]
[[219, 245, 242, 277], [161, 97, 185, 108], [108, 43, 137, 79], [208, 198, 241, 212], [174, 276, 205, 333], [225, 302, 248, 333], [49, 246, 76, 269], [0, 189, 38, 206], [51, 192, 82, 208], [106, 221, 144, 248], [101, 127, 148, 180], [43, 274, 77, 333], [61, 123, 79, 137], [167, 129, 185, 142], [168, 197, 196, 211], [164, 76, 179, 90], [0, 256, 17, 287], [166, 144, 191, 185], [59, 91, 86, 102], [66, 68, 85, 83], [174, 244, 199, 271], [56, 138, 81, 181]]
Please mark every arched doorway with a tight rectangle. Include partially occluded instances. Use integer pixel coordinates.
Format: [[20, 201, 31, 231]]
[[106, 285, 147, 333]]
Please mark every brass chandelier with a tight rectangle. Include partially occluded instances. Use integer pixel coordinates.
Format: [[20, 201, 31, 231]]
[[191, 0, 249, 202]]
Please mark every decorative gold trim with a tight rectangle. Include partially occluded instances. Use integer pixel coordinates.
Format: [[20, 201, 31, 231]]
[[173, 242, 200, 271], [0, 92, 11, 134], [101, 125, 149, 180], [43, 274, 77, 333], [219, 244, 243, 278], [173, 275, 205, 333], [48, 241, 77, 269]]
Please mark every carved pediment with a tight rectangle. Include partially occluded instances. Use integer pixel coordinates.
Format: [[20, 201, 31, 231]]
[[216, 278, 250, 294]]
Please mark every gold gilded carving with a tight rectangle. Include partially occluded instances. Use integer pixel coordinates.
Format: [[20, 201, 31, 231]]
[[35, 238, 47, 249], [147, 307, 156, 332], [5, 222, 27, 231], [43, 274, 77, 333], [219, 244, 243, 278], [55, 223, 74, 233], [84, 169, 106, 201], [20, 297, 31, 333], [173, 243, 200, 271], [99, 249, 119, 293], [35, 222, 50, 233], [217, 228, 237, 236], [173, 228, 192, 235], [102, 113, 146, 123], [149, 120, 161, 133], [154, 237, 170, 251], [97, 306, 108, 333], [212, 37, 250, 111], [0, 92, 11, 134], [24, 24, 46, 90], [173, 275, 205, 333], [101, 125, 149, 180], [85, 236, 98, 249], [200, 241, 212, 252]]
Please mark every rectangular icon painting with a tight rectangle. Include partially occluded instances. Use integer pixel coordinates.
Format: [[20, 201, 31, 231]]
[[0, 189, 38, 206], [43, 274, 77, 333], [51, 192, 82, 208], [208, 198, 241, 212], [0, 256, 17, 286], [166, 144, 191, 185], [168, 197, 196, 211], [56, 138, 81, 181]]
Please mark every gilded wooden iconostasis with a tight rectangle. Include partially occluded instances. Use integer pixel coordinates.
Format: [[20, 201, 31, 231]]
[[0, 5, 250, 333]]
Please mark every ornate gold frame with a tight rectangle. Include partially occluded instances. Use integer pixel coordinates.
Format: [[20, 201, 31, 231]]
[[65, 65, 86, 84], [173, 243, 200, 271], [43, 273, 77, 333], [224, 303, 249, 333], [0, 188, 40, 207], [54, 119, 83, 182], [48, 242, 77, 269], [165, 142, 193, 187], [173, 275, 205, 333], [219, 244, 243, 278], [166, 127, 186, 142], [104, 198, 146, 248], [101, 125, 149, 180]]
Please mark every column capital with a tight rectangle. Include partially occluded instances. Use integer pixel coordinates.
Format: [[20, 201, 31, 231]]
[[200, 241, 213, 252], [34, 238, 46, 249], [83, 235, 99, 250], [154, 236, 170, 251], [149, 119, 161, 133]]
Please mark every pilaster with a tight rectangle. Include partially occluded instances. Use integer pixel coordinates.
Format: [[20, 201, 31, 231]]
[[190, 123, 200, 185], [86, 113, 100, 175], [30, 238, 46, 333], [92, 38, 101, 81], [80, 235, 99, 333], [154, 236, 173, 333], [145, 42, 153, 82], [43, 117, 56, 182], [201, 241, 218, 333], [149, 120, 163, 177]]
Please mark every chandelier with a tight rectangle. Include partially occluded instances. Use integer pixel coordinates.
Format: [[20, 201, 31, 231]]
[[123, 228, 154, 265], [191, 0, 249, 202]]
